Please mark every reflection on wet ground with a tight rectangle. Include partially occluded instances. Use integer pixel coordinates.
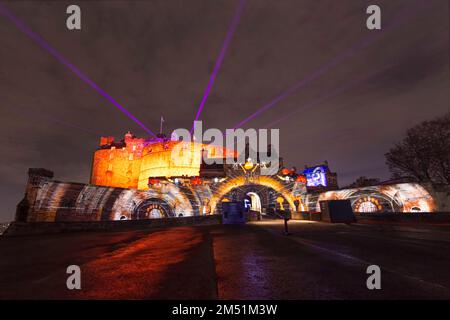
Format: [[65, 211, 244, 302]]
[[1, 221, 450, 299]]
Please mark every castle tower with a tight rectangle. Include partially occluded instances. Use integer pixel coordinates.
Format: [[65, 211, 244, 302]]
[[15, 168, 54, 222]]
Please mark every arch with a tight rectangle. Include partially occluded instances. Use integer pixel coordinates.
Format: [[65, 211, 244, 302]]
[[109, 184, 197, 220], [210, 176, 298, 213], [132, 198, 174, 219], [246, 192, 262, 212], [350, 192, 397, 213], [353, 197, 382, 213], [316, 183, 436, 213]]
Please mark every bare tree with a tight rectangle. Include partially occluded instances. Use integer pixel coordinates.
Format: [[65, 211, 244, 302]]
[[385, 113, 450, 185]]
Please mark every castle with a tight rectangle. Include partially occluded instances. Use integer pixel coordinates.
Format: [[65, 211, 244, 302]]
[[15, 132, 441, 223], [90, 131, 236, 190]]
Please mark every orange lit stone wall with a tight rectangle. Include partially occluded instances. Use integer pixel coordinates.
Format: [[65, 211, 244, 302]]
[[91, 133, 236, 190], [90, 148, 143, 189], [90, 133, 146, 189], [138, 141, 236, 190], [138, 141, 202, 189]]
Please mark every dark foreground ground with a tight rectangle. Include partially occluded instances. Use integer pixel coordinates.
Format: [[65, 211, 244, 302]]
[[1, 220, 450, 299]]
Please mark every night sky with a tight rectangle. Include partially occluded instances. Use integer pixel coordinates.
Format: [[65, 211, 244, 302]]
[[0, 0, 448, 221]]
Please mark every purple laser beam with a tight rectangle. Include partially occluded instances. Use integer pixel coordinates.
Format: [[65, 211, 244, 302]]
[[266, 34, 449, 129], [28, 110, 104, 137], [191, 0, 247, 133], [0, 3, 157, 138], [265, 64, 393, 128], [4, 101, 107, 136], [233, 0, 429, 129]]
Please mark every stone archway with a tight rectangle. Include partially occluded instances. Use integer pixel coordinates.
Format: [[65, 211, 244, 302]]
[[132, 198, 174, 219], [348, 190, 402, 213], [246, 192, 262, 212], [210, 176, 299, 214]]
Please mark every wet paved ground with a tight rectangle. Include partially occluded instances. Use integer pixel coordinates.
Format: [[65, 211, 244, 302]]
[[0, 220, 450, 299]]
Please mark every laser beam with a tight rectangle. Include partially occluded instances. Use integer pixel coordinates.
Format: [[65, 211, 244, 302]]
[[191, 0, 246, 133], [264, 65, 393, 128], [8, 105, 105, 137], [0, 3, 157, 138], [233, 0, 429, 129]]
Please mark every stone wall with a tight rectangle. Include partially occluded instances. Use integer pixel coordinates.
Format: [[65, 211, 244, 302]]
[[356, 212, 450, 223], [17, 168, 211, 222], [424, 184, 450, 212]]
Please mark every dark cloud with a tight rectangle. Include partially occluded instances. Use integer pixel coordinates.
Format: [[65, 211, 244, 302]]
[[0, 0, 448, 221]]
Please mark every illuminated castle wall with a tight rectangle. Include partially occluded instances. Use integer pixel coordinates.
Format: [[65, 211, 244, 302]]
[[312, 183, 437, 213], [17, 168, 211, 222], [16, 168, 301, 223], [15, 133, 446, 223], [90, 133, 146, 189], [90, 132, 235, 190]]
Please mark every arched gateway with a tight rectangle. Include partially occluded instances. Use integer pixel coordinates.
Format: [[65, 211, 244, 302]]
[[133, 198, 174, 219], [208, 176, 300, 215]]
